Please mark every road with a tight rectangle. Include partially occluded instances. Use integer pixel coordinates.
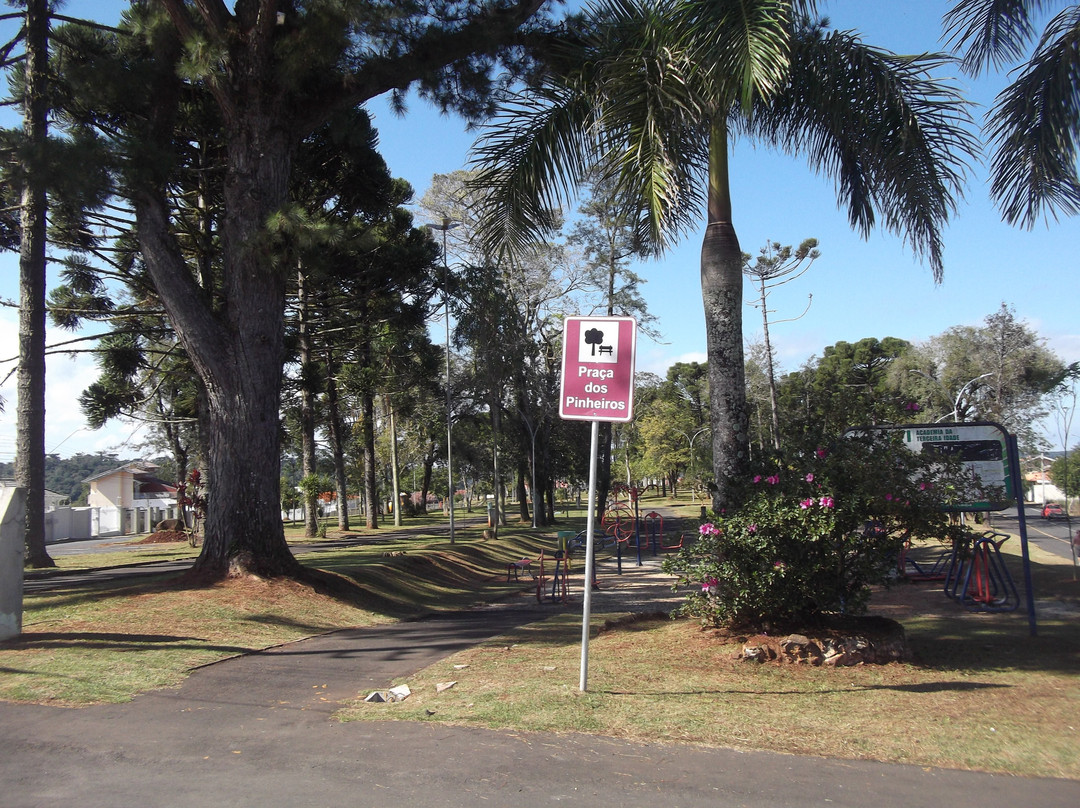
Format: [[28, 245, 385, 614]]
[[987, 505, 1078, 563]]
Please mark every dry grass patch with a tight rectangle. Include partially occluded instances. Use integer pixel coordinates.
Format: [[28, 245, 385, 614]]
[[3, 526, 557, 706], [342, 587, 1080, 780], [1, 575, 386, 706]]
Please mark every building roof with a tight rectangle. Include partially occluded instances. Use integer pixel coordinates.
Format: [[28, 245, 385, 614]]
[[83, 462, 162, 484]]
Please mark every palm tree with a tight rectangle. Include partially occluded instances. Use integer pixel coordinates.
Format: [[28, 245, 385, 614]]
[[472, 0, 975, 511], [944, 1, 1080, 227]]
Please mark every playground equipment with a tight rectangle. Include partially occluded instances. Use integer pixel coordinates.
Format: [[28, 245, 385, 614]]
[[898, 534, 951, 581], [943, 530, 1019, 612], [601, 502, 635, 543], [535, 548, 570, 604]]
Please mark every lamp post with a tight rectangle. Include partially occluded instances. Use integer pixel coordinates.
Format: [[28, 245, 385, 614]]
[[910, 370, 993, 422], [429, 217, 459, 544], [682, 426, 710, 502]]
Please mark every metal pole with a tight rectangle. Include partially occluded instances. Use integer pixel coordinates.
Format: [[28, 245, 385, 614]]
[[580, 420, 600, 691], [1008, 433, 1038, 636], [429, 218, 459, 545]]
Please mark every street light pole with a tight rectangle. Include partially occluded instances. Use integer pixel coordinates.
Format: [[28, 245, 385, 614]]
[[429, 217, 459, 544], [684, 426, 710, 502], [909, 370, 993, 422]]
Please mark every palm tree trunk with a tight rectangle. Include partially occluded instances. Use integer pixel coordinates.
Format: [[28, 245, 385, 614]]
[[701, 118, 749, 512]]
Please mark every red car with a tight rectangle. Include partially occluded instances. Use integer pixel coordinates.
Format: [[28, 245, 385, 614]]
[[1042, 502, 1064, 519]]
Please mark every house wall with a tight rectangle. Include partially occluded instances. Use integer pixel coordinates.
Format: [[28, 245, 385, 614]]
[[1029, 479, 1066, 505], [88, 470, 133, 509], [45, 507, 94, 542]]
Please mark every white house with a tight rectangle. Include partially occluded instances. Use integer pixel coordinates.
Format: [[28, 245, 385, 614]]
[[85, 462, 176, 509], [84, 462, 178, 534]]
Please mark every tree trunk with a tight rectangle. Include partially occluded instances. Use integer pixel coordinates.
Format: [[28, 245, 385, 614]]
[[490, 392, 503, 529], [388, 399, 402, 527], [420, 443, 435, 514], [123, 0, 552, 580], [596, 421, 613, 522], [516, 461, 529, 521], [754, 278, 782, 451], [297, 269, 319, 538], [702, 119, 749, 513], [16, 0, 53, 569], [324, 348, 350, 531], [360, 389, 379, 530], [134, 86, 300, 580]]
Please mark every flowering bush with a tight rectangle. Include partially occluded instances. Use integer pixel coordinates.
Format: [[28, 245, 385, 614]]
[[662, 433, 984, 629]]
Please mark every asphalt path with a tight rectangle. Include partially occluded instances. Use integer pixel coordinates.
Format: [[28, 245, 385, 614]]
[[4, 565, 1079, 807], [6, 508, 1079, 805]]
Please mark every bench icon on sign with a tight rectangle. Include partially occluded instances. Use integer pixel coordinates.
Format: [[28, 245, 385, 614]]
[[598, 345, 613, 356]]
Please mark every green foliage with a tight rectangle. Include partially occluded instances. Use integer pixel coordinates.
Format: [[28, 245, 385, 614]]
[[298, 473, 333, 501], [777, 337, 912, 441], [662, 433, 982, 629], [892, 304, 1066, 445], [1049, 450, 1080, 499], [0, 452, 136, 504]]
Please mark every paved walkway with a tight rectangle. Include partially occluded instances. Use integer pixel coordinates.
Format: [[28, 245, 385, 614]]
[[3, 523, 1078, 806]]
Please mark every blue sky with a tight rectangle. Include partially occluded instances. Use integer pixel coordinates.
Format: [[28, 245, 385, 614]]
[[1, 0, 1077, 460]]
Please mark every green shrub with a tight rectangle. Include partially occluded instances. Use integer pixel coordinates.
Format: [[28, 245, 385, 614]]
[[662, 433, 982, 629]]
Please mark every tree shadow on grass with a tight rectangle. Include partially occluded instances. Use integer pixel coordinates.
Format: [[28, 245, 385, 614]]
[[1, 632, 247, 655], [600, 680, 1011, 697]]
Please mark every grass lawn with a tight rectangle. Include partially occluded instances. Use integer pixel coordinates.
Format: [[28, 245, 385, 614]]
[[4, 506, 1079, 780]]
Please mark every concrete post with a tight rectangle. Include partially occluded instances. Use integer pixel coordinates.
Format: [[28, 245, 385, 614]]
[[1, 486, 27, 641]]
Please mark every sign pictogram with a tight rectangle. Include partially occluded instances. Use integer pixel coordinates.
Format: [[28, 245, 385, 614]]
[[559, 316, 637, 423]]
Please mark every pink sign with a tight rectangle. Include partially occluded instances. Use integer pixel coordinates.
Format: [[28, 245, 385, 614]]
[[559, 316, 637, 423]]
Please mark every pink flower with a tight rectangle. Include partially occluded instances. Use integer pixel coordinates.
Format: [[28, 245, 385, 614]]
[[773, 561, 785, 570], [766, 475, 779, 485], [799, 498, 814, 509], [819, 496, 835, 509], [753, 475, 762, 484], [701, 577, 719, 593], [885, 493, 894, 501], [747, 524, 757, 534], [805, 473, 815, 483], [699, 523, 721, 537], [815, 447, 827, 459]]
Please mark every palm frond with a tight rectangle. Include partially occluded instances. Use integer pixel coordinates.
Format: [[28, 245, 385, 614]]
[[468, 83, 602, 261], [751, 25, 979, 281], [943, 0, 1053, 74], [678, 0, 797, 109], [985, 5, 1080, 227], [470, 0, 711, 260]]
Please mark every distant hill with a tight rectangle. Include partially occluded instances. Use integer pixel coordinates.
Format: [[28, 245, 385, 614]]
[[0, 453, 136, 505]]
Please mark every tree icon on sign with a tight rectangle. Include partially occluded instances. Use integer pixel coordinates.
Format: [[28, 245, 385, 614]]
[[584, 328, 604, 356]]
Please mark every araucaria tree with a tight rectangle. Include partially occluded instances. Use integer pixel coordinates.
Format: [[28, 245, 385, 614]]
[[472, 0, 976, 513], [53, 1, 557, 580]]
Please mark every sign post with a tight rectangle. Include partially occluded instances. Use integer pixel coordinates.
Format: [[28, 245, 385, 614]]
[[559, 316, 636, 692]]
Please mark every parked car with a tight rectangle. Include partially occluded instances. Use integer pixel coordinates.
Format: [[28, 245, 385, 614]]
[[1042, 502, 1064, 519]]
